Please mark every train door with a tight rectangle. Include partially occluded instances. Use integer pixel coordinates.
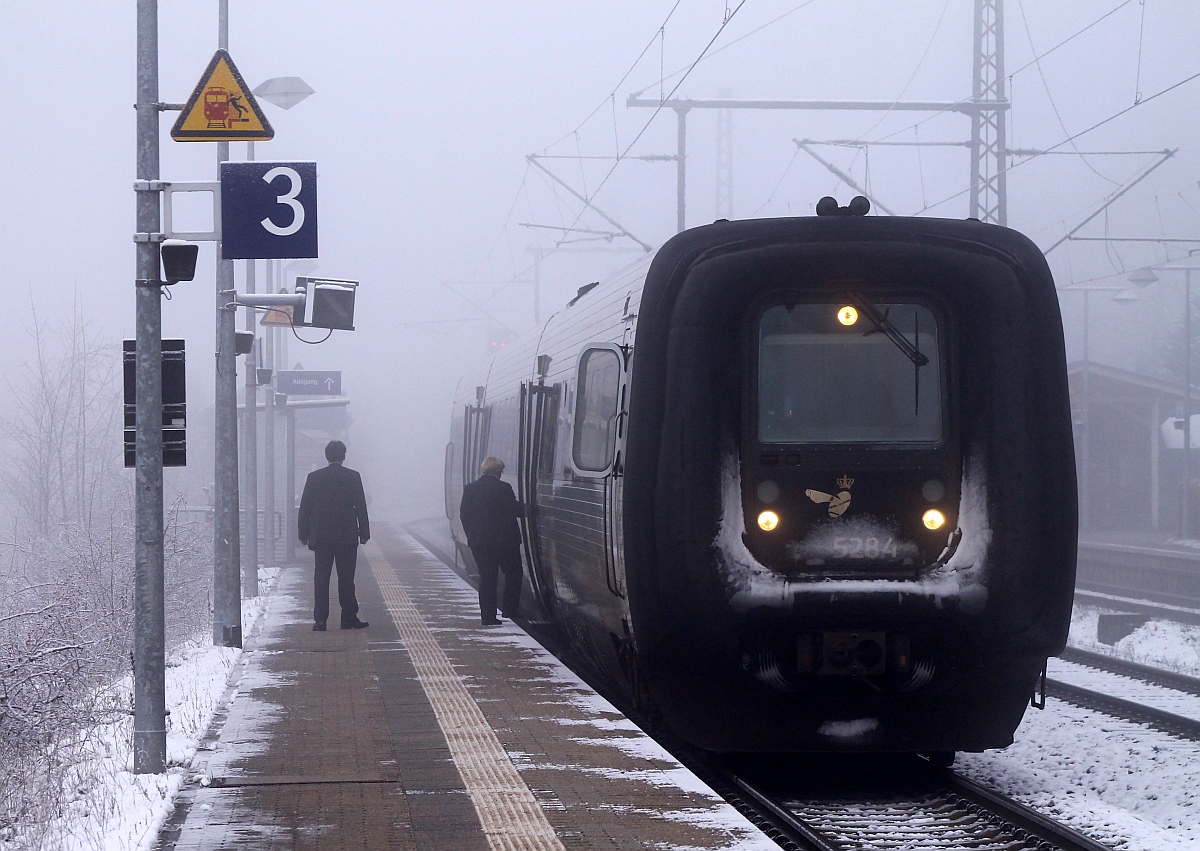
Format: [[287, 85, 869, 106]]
[[517, 358, 559, 609], [571, 344, 631, 599]]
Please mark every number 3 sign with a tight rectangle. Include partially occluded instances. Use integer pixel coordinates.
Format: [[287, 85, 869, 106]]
[[220, 161, 317, 259]]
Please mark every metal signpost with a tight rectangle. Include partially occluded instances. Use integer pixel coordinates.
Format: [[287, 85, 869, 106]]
[[170, 35, 307, 649], [133, 0, 166, 776], [165, 13, 277, 650], [132, 2, 348, 773]]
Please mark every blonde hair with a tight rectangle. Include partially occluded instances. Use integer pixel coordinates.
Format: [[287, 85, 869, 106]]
[[480, 456, 505, 476]]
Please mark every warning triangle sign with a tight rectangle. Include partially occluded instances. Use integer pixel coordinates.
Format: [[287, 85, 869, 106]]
[[171, 50, 274, 142]]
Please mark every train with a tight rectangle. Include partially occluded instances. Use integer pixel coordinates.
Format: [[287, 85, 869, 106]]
[[444, 198, 1078, 755]]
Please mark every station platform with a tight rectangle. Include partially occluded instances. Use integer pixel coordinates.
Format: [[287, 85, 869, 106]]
[[157, 524, 770, 850]]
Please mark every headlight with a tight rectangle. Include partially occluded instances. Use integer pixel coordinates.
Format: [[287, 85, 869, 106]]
[[757, 510, 780, 532], [837, 305, 859, 326], [922, 509, 946, 530]]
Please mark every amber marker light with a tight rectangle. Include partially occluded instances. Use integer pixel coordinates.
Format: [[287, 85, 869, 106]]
[[757, 510, 780, 532], [922, 509, 946, 530], [837, 305, 859, 326]]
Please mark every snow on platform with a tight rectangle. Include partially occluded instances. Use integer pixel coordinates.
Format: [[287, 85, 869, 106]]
[[156, 526, 772, 851]]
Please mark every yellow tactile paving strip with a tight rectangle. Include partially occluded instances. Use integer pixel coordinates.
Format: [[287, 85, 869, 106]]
[[364, 539, 567, 851]]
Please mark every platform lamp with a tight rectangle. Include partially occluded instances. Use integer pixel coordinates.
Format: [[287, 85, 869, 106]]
[[277, 258, 317, 566], [1062, 283, 1138, 533], [251, 76, 315, 111]]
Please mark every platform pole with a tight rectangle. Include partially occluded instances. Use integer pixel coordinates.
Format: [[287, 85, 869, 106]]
[[212, 0, 242, 647], [133, 0, 166, 774]]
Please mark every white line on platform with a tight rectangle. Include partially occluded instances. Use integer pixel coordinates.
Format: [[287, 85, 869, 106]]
[[364, 537, 566, 851]]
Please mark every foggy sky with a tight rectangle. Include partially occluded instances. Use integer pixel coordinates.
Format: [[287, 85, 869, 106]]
[[2, 1, 1199, 519]]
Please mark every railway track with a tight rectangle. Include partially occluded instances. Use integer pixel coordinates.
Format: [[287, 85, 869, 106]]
[[713, 756, 1111, 851], [1047, 647, 1200, 740], [1060, 647, 1200, 697], [406, 522, 1121, 851]]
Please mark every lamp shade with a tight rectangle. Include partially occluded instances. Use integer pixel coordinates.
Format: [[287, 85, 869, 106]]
[[252, 77, 314, 110]]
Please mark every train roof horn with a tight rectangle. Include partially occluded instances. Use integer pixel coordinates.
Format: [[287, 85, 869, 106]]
[[816, 196, 871, 217]]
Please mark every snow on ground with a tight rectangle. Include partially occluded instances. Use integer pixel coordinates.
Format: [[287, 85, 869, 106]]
[[48, 547, 1200, 851], [38, 569, 280, 851], [955, 602, 1200, 850], [1068, 603, 1200, 678], [957, 698, 1200, 849]]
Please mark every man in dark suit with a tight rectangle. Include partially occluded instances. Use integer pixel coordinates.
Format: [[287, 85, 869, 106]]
[[459, 456, 523, 626], [298, 440, 370, 631]]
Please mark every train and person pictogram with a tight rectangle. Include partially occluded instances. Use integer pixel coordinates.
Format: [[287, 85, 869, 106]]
[[203, 87, 250, 129]]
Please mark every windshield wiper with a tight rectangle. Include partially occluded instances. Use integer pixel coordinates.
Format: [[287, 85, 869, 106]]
[[850, 292, 929, 368]]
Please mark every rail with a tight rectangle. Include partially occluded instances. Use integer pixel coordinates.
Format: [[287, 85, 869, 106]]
[[721, 762, 1112, 851]]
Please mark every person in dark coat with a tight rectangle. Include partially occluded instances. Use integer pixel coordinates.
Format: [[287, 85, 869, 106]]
[[459, 456, 523, 626], [297, 440, 370, 631]]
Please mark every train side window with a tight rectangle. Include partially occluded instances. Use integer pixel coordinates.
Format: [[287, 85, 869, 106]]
[[443, 441, 456, 521], [538, 385, 561, 481], [573, 349, 622, 473]]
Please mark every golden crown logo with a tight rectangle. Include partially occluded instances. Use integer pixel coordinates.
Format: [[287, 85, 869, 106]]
[[837, 475, 855, 490]]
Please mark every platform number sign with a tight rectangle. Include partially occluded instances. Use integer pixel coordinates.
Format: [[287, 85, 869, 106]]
[[220, 161, 317, 260]]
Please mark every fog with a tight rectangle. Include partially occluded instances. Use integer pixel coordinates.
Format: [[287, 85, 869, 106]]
[[3, 0, 1200, 522]]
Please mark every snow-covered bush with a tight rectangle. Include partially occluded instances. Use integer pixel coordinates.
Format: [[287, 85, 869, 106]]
[[0, 308, 214, 847], [0, 504, 211, 848]]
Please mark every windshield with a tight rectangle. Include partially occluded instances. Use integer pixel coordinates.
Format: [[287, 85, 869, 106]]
[[758, 302, 943, 444]]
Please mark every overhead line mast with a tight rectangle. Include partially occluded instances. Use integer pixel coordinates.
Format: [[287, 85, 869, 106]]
[[626, 0, 1009, 231], [971, 0, 1008, 225]]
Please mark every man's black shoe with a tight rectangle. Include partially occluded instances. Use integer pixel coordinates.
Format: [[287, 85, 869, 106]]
[[340, 618, 369, 630], [501, 611, 520, 619], [313, 623, 327, 631], [481, 618, 502, 626]]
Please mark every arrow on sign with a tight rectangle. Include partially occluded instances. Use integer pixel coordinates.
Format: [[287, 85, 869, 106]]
[[275, 370, 340, 395]]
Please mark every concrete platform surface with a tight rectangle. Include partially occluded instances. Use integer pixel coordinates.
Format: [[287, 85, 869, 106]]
[[156, 525, 772, 850]]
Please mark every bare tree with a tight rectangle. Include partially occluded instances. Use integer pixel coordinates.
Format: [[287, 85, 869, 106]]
[[0, 299, 121, 541]]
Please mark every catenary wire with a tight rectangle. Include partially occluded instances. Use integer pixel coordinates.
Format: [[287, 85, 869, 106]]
[[749, 146, 803, 217], [1016, 0, 1120, 185], [471, 162, 533, 278], [556, 0, 751, 237], [850, 0, 952, 144], [632, 0, 825, 96], [1134, 0, 1149, 103], [480, 1, 688, 280], [540, 0, 687, 154], [870, 0, 1137, 147]]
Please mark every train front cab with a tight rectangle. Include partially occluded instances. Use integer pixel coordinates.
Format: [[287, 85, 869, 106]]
[[624, 215, 1078, 754]]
